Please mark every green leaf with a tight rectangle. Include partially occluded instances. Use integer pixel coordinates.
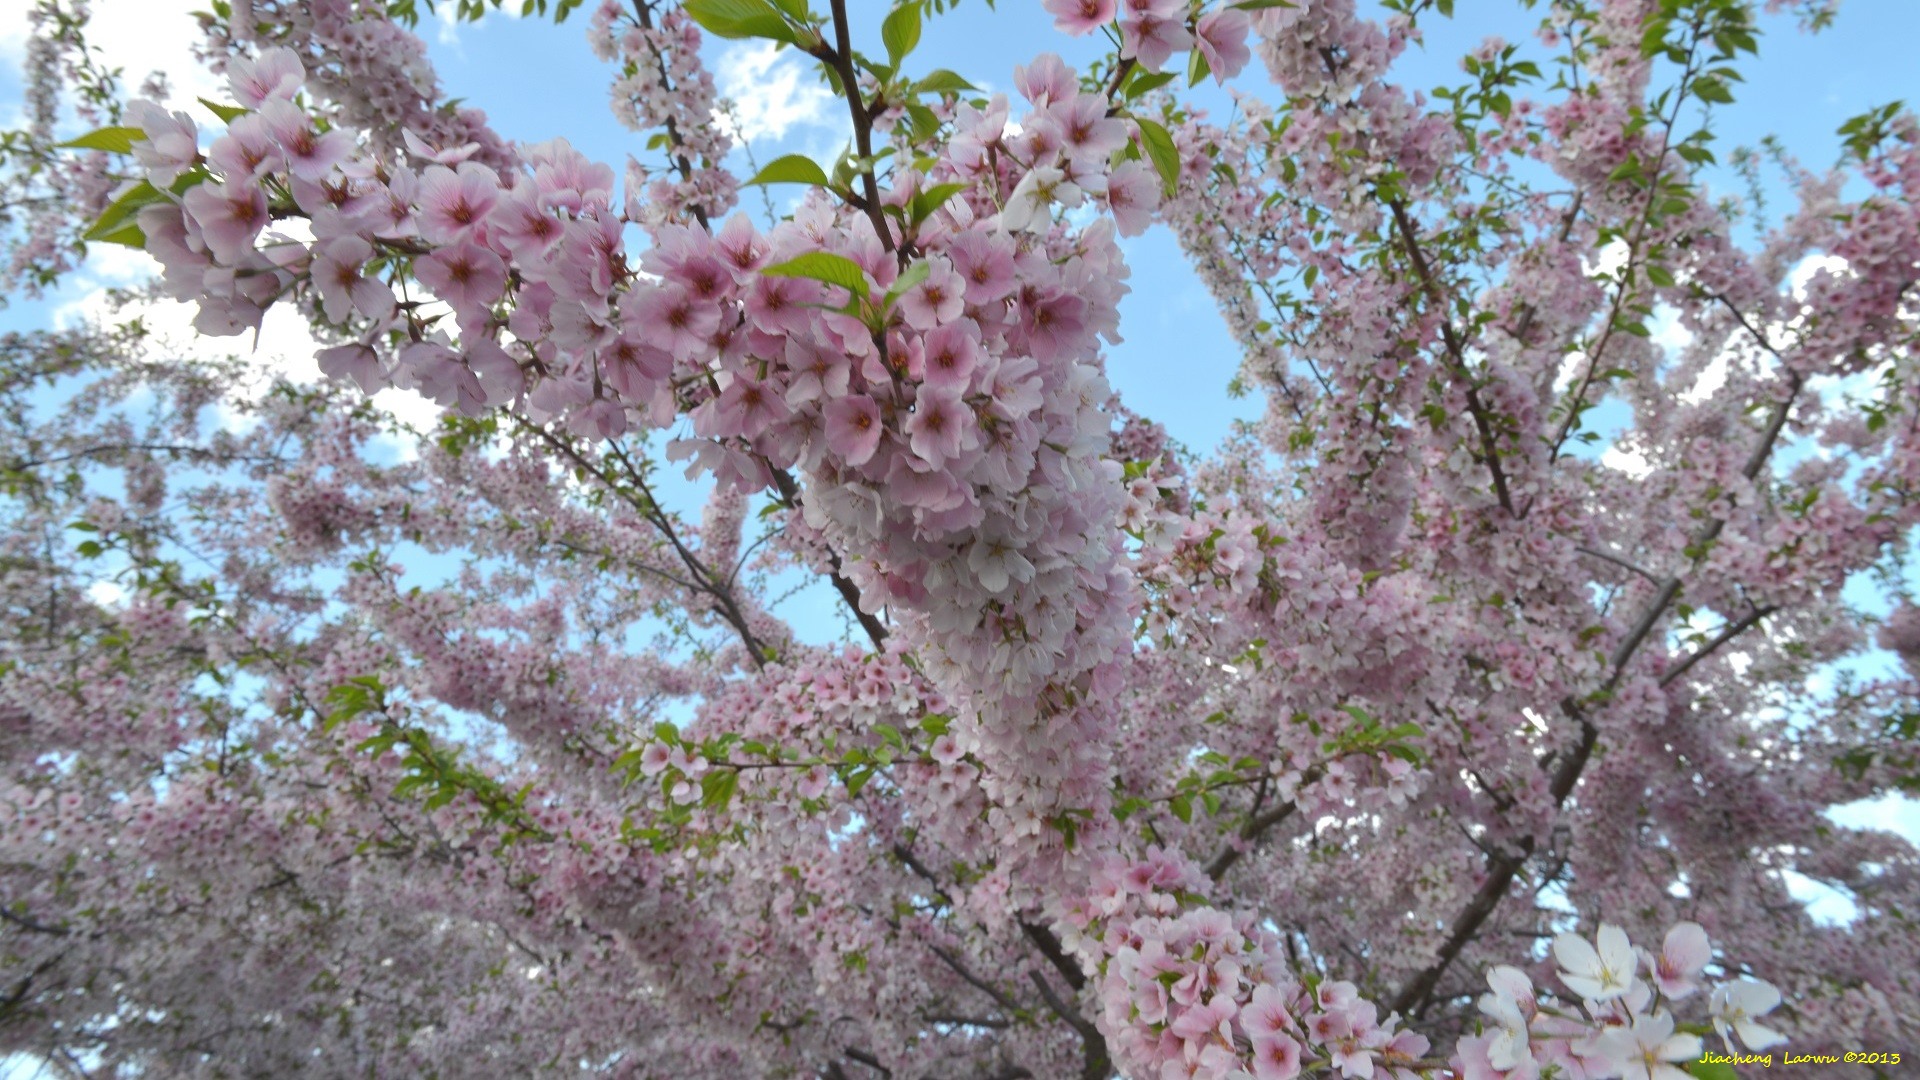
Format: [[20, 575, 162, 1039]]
[[1124, 70, 1176, 100], [57, 126, 145, 153], [747, 153, 830, 187], [681, 0, 798, 43], [913, 69, 978, 95], [1228, 0, 1294, 8], [763, 251, 870, 300], [1169, 793, 1193, 823], [843, 764, 874, 796], [1134, 116, 1180, 198], [198, 97, 250, 123], [909, 181, 966, 224], [1645, 263, 1676, 288], [89, 222, 148, 248], [1187, 42, 1212, 87], [83, 180, 170, 245], [904, 101, 942, 141], [881, 1, 922, 69], [1682, 1062, 1738, 1080], [1693, 76, 1733, 105], [884, 258, 931, 305], [701, 768, 739, 812]]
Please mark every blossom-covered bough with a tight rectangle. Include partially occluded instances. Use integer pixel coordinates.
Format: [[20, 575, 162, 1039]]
[[0, 0, 1914, 1074]]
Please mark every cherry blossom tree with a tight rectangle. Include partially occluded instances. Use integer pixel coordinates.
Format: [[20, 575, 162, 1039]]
[[0, 0, 1915, 1076]]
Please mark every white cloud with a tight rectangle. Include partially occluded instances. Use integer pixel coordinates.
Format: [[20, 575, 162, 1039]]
[[3, 0, 224, 115], [1829, 793, 1920, 848], [86, 578, 128, 608], [59, 282, 436, 460], [54, 0, 222, 107], [1789, 253, 1848, 301], [1584, 237, 1630, 281], [1601, 444, 1653, 478], [0, 0, 31, 64], [1552, 349, 1585, 394], [714, 41, 836, 144]]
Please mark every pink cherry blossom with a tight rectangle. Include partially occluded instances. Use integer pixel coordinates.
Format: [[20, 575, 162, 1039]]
[[417, 163, 502, 245], [1649, 921, 1711, 1000], [1041, 0, 1116, 36], [181, 180, 269, 263], [904, 386, 978, 466], [311, 236, 395, 324], [414, 241, 508, 315], [897, 256, 965, 330], [825, 394, 884, 466], [125, 101, 198, 187], [1195, 9, 1252, 83], [226, 46, 304, 107]]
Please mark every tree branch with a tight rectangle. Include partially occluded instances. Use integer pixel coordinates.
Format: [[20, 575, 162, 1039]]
[[773, 467, 890, 650], [1017, 920, 1085, 992], [842, 1047, 892, 1077], [1387, 356, 1798, 1009], [1575, 545, 1663, 588], [1386, 199, 1517, 516], [810, 0, 894, 254], [1659, 605, 1777, 688], [630, 0, 710, 230], [1024, 970, 1110, 1080], [927, 944, 1026, 1017]]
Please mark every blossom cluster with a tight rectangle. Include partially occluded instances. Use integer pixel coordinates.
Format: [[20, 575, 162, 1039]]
[[1458, 925, 1784, 1080]]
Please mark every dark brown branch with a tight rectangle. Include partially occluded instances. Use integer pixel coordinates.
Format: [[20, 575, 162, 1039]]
[[1024, 970, 1110, 1080], [928, 944, 1025, 1017], [1204, 763, 1330, 880], [1205, 799, 1299, 880], [811, 0, 894, 254], [1388, 358, 1799, 1009], [920, 1012, 1013, 1029], [774, 468, 890, 649], [890, 842, 952, 905], [1659, 605, 1777, 688], [1014, 919, 1110, 1079], [525, 423, 773, 665], [842, 1047, 892, 1077], [1101, 56, 1137, 117], [1508, 191, 1585, 344], [1575, 545, 1663, 588], [0, 906, 70, 937], [1389, 713, 1593, 1017], [1017, 920, 1085, 992], [1386, 200, 1517, 516]]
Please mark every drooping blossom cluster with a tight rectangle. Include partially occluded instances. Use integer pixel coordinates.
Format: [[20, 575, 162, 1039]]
[[588, 0, 739, 223]]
